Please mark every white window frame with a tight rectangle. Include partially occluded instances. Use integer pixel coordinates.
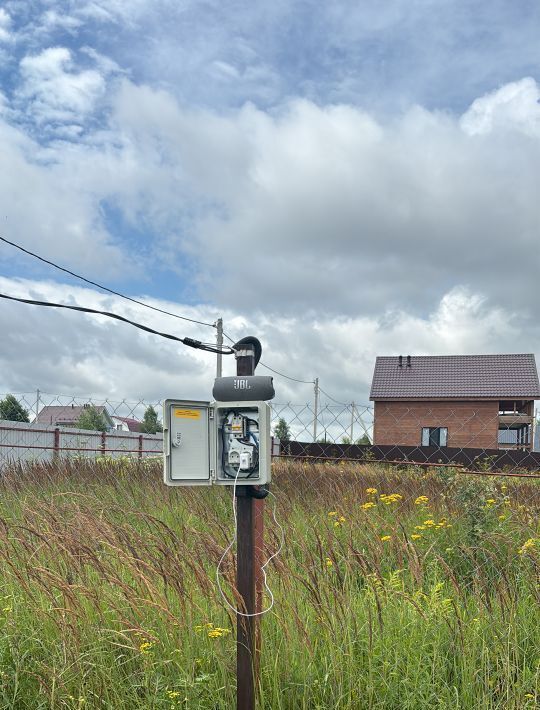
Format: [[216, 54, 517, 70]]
[[421, 427, 448, 447]]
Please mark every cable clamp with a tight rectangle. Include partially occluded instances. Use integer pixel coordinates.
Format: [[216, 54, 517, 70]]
[[235, 485, 270, 499]]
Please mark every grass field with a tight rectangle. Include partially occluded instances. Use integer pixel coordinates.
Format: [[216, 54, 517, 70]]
[[0, 458, 538, 709]]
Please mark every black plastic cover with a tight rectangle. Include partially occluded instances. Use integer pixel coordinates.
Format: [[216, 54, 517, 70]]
[[213, 376, 275, 402]]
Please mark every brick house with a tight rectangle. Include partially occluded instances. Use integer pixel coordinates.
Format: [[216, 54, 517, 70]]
[[370, 354, 540, 450]]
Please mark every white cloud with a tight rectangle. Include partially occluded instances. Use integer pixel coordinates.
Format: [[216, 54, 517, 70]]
[[0, 278, 527, 409], [1, 73, 539, 325], [0, 115, 129, 279], [18, 47, 106, 125], [102, 79, 540, 319], [460, 77, 540, 137], [41, 10, 83, 33], [0, 8, 12, 42]]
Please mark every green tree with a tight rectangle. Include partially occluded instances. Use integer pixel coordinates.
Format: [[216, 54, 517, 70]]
[[77, 406, 108, 432], [341, 435, 351, 444], [273, 417, 291, 442], [0, 394, 30, 422], [140, 406, 163, 434], [356, 433, 371, 445]]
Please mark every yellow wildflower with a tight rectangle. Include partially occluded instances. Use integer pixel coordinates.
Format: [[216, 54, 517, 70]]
[[518, 538, 537, 555], [380, 535, 391, 542], [326, 557, 333, 567], [139, 641, 154, 655], [411, 534, 422, 540], [380, 493, 402, 505], [424, 520, 435, 526], [361, 502, 375, 510], [414, 496, 429, 505], [366, 488, 377, 495], [328, 511, 337, 517]]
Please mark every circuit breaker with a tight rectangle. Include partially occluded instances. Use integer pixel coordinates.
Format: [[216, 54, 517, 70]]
[[163, 399, 271, 486]]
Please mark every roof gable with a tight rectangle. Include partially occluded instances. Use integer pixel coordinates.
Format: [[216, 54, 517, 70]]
[[36, 405, 113, 426], [370, 354, 540, 400]]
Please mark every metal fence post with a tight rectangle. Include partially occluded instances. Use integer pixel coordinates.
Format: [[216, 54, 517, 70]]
[[138, 434, 143, 459], [235, 340, 264, 710], [53, 427, 60, 460], [313, 377, 319, 442]]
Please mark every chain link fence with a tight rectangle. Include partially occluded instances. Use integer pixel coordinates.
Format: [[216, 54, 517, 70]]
[[2, 392, 540, 475], [273, 401, 540, 476], [0, 391, 164, 466]]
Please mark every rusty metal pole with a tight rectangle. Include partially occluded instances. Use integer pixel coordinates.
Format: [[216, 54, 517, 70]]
[[235, 341, 263, 710]]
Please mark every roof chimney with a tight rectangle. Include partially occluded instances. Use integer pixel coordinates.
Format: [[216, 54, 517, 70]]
[[407, 355, 411, 367], [398, 355, 403, 368]]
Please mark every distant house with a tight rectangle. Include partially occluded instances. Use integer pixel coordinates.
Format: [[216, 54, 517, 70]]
[[110, 416, 142, 432], [36, 404, 115, 431], [370, 354, 540, 451]]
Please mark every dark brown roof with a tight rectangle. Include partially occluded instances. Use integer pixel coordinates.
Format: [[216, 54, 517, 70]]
[[370, 354, 540, 400], [111, 416, 142, 432], [36, 405, 112, 426]]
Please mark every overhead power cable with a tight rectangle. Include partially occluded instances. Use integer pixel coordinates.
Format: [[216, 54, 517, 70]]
[[0, 293, 235, 355], [258, 361, 315, 384], [222, 328, 314, 384], [0, 235, 215, 328], [318, 386, 349, 407]]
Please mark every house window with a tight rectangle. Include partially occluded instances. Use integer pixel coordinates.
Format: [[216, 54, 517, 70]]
[[421, 427, 448, 447]]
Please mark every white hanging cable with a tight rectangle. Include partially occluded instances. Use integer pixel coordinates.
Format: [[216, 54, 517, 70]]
[[216, 465, 285, 618]]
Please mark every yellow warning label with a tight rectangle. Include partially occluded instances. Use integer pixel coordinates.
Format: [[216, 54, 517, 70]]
[[174, 408, 201, 419]]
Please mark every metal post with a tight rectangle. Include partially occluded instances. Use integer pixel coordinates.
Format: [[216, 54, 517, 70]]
[[350, 401, 355, 442], [313, 378, 319, 442], [216, 318, 223, 378], [35, 389, 40, 422], [235, 341, 263, 710], [138, 434, 143, 459], [53, 427, 60, 459]]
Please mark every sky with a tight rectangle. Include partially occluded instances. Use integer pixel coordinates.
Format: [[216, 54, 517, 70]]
[[0, 0, 539, 414]]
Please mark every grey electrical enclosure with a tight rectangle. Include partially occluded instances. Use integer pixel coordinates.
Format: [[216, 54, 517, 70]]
[[163, 399, 271, 486]]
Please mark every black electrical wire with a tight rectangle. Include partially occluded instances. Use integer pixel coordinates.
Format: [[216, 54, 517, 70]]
[[222, 329, 315, 384], [0, 235, 216, 328], [258, 360, 315, 384], [318, 386, 349, 407], [0, 293, 235, 355]]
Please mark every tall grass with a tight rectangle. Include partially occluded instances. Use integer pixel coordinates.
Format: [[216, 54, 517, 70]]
[[0, 458, 537, 709]]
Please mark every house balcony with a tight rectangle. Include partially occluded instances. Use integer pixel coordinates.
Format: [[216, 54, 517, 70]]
[[498, 413, 533, 428], [498, 413, 533, 450]]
